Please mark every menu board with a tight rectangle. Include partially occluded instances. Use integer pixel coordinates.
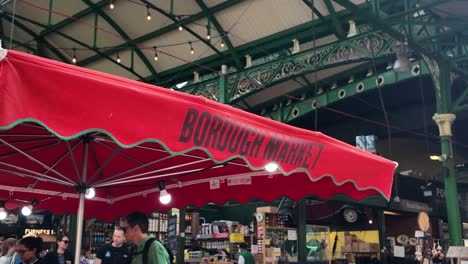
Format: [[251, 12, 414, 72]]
[[167, 215, 178, 254]]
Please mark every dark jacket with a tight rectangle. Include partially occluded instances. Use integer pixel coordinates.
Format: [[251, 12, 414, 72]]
[[43, 250, 73, 264]]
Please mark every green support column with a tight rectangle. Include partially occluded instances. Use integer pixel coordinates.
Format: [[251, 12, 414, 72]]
[[219, 65, 227, 104], [297, 200, 307, 263], [432, 60, 463, 246]]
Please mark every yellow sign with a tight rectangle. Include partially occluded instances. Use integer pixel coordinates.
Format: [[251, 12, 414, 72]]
[[24, 229, 53, 235], [229, 233, 244, 243]]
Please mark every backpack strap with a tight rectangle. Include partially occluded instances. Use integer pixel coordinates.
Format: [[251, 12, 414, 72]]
[[143, 237, 156, 264]]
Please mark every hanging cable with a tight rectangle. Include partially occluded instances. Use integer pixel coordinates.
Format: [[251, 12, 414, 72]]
[[8, 0, 18, 49], [153, 46, 158, 61]]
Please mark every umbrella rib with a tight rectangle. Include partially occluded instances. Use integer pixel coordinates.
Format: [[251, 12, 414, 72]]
[[39, 141, 81, 185], [0, 162, 74, 186], [0, 141, 62, 160], [87, 143, 120, 184], [65, 141, 81, 180], [0, 138, 71, 182], [95, 167, 207, 188], [95, 158, 211, 187], [0, 134, 57, 137], [111, 170, 281, 202], [92, 141, 179, 185]]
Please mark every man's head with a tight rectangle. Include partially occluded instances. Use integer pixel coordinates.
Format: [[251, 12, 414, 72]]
[[112, 227, 126, 247], [239, 243, 249, 251], [124, 211, 149, 244]]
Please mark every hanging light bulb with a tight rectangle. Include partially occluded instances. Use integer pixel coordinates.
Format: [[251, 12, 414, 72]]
[[21, 199, 38, 216], [116, 53, 121, 63], [72, 48, 77, 64], [153, 46, 158, 61], [178, 16, 183, 31], [0, 208, 6, 220], [264, 162, 278, 172], [85, 187, 95, 199], [0, 202, 6, 220], [109, 0, 114, 10], [157, 181, 172, 205], [206, 26, 211, 40], [189, 41, 194, 54], [220, 39, 225, 48], [146, 6, 151, 21]]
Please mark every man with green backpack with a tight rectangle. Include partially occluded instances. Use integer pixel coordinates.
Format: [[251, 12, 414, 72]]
[[124, 212, 172, 264]]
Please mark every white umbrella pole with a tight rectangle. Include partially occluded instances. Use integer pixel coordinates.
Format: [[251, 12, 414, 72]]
[[74, 192, 85, 264]]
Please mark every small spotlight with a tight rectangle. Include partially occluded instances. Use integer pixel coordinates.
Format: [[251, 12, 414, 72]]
[[368, 219, 373, 224], [72, 48, 77, 64], [85, 187, 96, 199], [264, 162, 278, 173], [430, 154, 447, 161], [157, 181, 172, 205]]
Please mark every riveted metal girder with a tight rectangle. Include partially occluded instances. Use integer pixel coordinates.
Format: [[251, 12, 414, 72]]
[[179, 30, 397, 103], [195, 0, 242, 69], [81, 0, 159, 80], [3, 12, 146, 79], [263, 61, 429, 123], [0, 15, 68, 61], [79, 0, 244, 67]]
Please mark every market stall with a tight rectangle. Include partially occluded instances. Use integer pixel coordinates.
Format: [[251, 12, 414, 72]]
[[0, 49, 397, 263]]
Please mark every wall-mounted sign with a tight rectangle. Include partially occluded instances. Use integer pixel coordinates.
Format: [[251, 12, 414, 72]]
[[1, 214, 18, 224], [24, 228, 54, 235]]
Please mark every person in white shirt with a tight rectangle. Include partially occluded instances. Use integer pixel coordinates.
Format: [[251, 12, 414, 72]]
[[0, 238, 17, 264]]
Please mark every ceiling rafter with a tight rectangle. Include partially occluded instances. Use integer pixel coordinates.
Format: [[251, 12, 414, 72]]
[[81, 0, 159, 81], [4, 12, 146, 79], [1, 15, 68, 62], [195, 0, 242, 69], [141, 0, 224, 59], [323, 0, 346, 39], [79, 0, 244, 67], [302, 0, 326, 21], [0, 35, 36, 52], [39, 0, 110, 38]]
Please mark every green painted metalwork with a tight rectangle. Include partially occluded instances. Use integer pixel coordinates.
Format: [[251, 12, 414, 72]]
[[302, 0, 326, 21], [4, 12, 146, 79], [39, 0, 110, 37], [451, 85, 468, 113], [93, 13, 98, 48], [179, 30, 396, 103], [323, 0, 345, 39], [434, 59, 463, 246], [196, 0, 242, 69], [79, 0, 244, 67], [0, 36, 36, 52], [142, 1, 223, 59], [148, 11, 357, 85], [82, 0, 159, 80], [0, 15, 69, 62], [263, 61, 427, 123], [48, 0, 53, 26]]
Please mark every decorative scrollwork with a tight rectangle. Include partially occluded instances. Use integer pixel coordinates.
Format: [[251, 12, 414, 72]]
[[195, 82, 219, 101]]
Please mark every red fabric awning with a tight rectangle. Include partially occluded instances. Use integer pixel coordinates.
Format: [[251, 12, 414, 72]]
[[0, 50, 396, 220]]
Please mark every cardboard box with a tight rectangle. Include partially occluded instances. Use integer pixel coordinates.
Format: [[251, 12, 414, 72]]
[[256, 206, 277, 213], [342, 245, 352, 253], [352, 242, 359, 252], [359, 242, 379, 252]]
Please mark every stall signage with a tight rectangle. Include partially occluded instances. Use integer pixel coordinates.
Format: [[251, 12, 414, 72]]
[[229, 233, 244, 243], [24, 228, 53, 235], [400, 199, 432, 212]]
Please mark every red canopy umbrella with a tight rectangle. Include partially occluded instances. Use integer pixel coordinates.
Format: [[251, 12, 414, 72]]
[[0, 49, 397, 261]]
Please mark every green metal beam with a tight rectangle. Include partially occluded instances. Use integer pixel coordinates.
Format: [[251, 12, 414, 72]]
[[302, 0, 326, 21], [451, 85, 468, 113], [142, 0, 224, 59], [195, 0, 242, 69], [5, 12, 146, 79], [263, 61, 428, 123], [179, 30, 396, 103], [39, 0, 110, 37], [81, 0, 159, 81], [79, 0, 244, 67], [0, 35, 37, 52], [332, 0, 468, 81], [323, 0, 346, 39], [0, 15, 68, 62], [150, 11, 357, 86]]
